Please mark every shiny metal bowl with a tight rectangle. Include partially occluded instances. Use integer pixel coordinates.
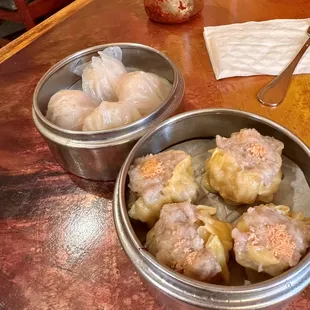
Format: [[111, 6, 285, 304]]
[[32, 43, 184, 180], [114, 109, 310, 310]]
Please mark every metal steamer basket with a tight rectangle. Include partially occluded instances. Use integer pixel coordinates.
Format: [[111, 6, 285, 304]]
[[114, 109, 310, 310], [33, 43, 184, 180]]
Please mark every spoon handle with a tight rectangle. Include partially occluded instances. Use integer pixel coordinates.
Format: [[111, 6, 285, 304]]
[[258, 37, 310, 107]]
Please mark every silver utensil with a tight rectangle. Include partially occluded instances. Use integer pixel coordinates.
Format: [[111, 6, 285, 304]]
[[258, 26, 310, 107]]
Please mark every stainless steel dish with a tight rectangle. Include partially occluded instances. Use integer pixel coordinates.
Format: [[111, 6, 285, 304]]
[[114, 109, 310, 310], [32, 43, 184, 180]]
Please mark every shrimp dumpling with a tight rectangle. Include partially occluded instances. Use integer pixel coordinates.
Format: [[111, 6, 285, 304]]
[[232, 204, 310, 276], [46, 90, 97, 130], [80, 47, 127, 102], [128, 150, 199, 226], [202, 128, 284, 205], [82, 101, 142, 131], [146, 202, 233, 283], [116, 71, 172, 116]]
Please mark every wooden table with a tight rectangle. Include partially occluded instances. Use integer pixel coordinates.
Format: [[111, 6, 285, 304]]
[[0, 0, 309, 309]]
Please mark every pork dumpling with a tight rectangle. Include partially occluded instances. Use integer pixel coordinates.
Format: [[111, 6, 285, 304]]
[[146, 202, 233, 283], [78, 47, 127, 102], [232, 204, 310, 276], [116, 71, 172, 116], [82, 101, 141, 131], [128, 150, 199, 226], [46, 89, 97, 130], [202, 128, 284, 205]]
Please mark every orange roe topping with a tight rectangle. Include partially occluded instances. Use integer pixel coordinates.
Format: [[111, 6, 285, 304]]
[[267, 224, 295, 264], [140, 157, 164, 179], [248, 143, 266, 159]]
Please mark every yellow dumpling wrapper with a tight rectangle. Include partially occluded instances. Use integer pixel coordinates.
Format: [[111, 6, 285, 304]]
[[197, 205, 233, 283], [145, 202, 233, 283], [232, 204, 310, 277], [202, 129, 284, 205], [128, 151, 199, 226]]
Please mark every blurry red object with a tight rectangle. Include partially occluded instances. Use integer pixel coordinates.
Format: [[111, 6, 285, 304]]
[[144, 0, 204, 24]]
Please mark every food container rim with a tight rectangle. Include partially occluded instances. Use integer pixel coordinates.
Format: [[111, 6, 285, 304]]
[[33, 42, 182, 137], [115, 108, 310, 295], [114, 172, 309, 309]]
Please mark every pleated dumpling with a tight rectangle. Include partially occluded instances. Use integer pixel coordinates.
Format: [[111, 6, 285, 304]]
[[82, 101, 141, 131], [46, 90, 97, 130], [232, 204, 310, 276], [116, 71, 172, 116], [146, 202, 233, 283], [202, 128, 284, 205], [77, 47, 127, 102], [128, 150, 199, 226]]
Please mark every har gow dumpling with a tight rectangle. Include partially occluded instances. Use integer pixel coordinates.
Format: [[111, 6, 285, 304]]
[[202, 129, 284, 205], [46, 89, 97, 130], [78, 47, 127, 102], [82, 101, 141, 131], [128, 150, 199, 226], [116, 71, 172, 116], [232, 204, 310, 276]]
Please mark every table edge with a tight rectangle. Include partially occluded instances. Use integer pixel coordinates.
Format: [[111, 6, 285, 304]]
[[0, 0, 93, 64]]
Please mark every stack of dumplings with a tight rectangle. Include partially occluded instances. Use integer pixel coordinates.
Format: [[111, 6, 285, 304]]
[[45, 47, 172, 131], [127, 129, 310, 285]]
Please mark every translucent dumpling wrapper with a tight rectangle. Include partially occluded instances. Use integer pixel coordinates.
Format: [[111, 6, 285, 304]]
[[75, 47, 127, 102], [146, 202, 233, 283], [46, 89, 97, 130], [232, 204, 310, 277], [116, 71, 172, 116], [128, 150, 199, 226], [202, 128, 284, 205], [82, 101, 142, 131]]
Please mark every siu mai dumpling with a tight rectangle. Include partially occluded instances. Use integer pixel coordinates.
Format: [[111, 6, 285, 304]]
[[202, 128, 284, 205], [232, 204, 310, 276], [82, 101, 141, 131], [116, 71, 172, 116], [146, 202, 233, 283], [78, 47, 127, 102], [46, 90, 97, 130], [128, 150, 199, 226]]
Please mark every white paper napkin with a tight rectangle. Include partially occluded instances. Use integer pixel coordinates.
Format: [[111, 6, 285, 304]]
[[203, 19, 310, 80]]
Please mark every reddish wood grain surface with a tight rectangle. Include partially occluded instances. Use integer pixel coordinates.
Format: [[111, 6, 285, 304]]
[[0, 0, 309, 309]]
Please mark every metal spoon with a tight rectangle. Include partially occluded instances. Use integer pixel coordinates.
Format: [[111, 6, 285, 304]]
[[258, 26, 310, 107]]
